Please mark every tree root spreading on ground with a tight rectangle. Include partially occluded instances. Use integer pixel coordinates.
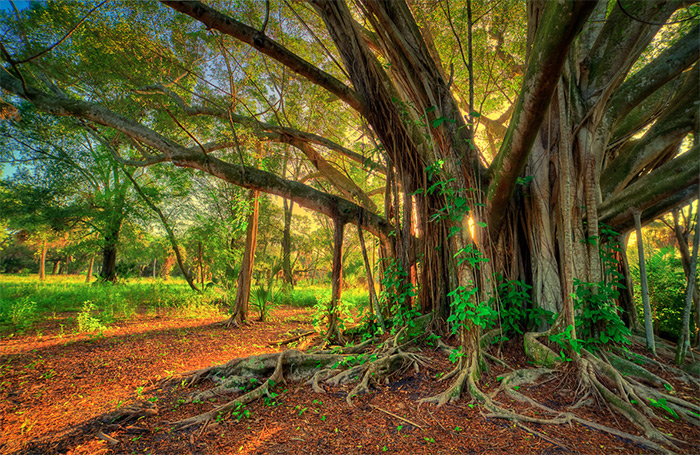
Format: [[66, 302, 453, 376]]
[[155, 326, 699, 455]]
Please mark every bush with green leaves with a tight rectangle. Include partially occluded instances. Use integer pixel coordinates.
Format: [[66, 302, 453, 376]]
[[77, 300, 107, 333], [1, 296, 38, 329], [492, 279, 554, 342]]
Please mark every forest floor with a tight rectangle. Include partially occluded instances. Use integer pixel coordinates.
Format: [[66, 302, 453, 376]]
[[1, 305, 699, 455]]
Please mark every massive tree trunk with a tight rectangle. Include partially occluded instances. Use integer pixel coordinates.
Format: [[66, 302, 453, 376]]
[[228, 189, 260, 328]]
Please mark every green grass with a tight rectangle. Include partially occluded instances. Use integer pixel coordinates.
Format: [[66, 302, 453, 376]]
[[277, 284, 369, 308], [0, 275, 223, 333]]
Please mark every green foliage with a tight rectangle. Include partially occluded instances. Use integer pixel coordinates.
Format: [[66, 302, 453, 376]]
[[76, 301, 107, 333], [571, 225, 630, 350], [447, 284, 495, 334], [0, 296, 38, 329], [631, 246, 688, 341], [251, 285, 274, 321], [548, 324, 581, 361], [573, 279, 631, 349], [493, 279, 554, 342], [379, 258, 418, 331]]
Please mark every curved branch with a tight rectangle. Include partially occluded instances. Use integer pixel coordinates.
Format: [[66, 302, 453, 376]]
[[606, 24, 699, 128], [135, 84, 385, 172], [599, 144, 700, 232], [601, 64, 699, 198], [583, 1, 679, 99], [160, 1, 362, 112], [486, 0, 596, 230]]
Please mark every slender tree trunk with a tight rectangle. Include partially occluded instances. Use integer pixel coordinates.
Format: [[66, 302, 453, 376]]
[[672, 209, 700, 345], [675, 193, 700, 365], [357, 223, 385, 331], [282, 198, 294, 287], [616, 234, 640, 331], [326, 219, 345, 344], [228, 190, 260, 328], [86, 253, 95, 284], [198, 242, 204, 287], [634, 210, 656, 356], [123, 168, 200, 291], [52, 260, 60, 275], [39, 239, 46, 281]]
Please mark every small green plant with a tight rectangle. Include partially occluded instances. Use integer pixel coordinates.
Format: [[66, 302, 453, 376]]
[[7, 297, 38, 329], [76, 301, 107, 333], [648, 397, 678, 419]]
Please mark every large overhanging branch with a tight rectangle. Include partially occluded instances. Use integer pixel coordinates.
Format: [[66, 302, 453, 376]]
[[134, 83, 386, 173], [582, 0, 679, 100], [160, 1, 363, 113], [486, 0, 596, 231], [599, 143, 700, 232], [608, 75, 684, 146], [0, 69, 389, 239], [283, 137, 377, 212], [606, 24, 699, 129], [601, 64, 699, 198]]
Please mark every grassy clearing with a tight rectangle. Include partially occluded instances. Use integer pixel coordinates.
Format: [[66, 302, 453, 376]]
[[0, 275, 370, 335], [277, 285, 369, 309], [0, 275, 223, 334]]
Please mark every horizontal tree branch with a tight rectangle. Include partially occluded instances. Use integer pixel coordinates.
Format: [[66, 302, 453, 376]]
[[135, 83, 386, 173], [601, 64, 698, 198], [606, 24, 699, 128], [599, 144, 699, 232], [0, 69, 389, 238]]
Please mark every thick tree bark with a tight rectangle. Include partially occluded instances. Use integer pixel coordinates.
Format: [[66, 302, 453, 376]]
[[228, 190, 260, 328], [634, 211, 656, 356]]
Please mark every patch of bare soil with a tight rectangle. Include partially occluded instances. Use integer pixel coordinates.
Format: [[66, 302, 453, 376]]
[[1, 309, 698, 455]]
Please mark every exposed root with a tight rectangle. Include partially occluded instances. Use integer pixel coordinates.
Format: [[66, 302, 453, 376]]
[[174, 350, 289, 429]]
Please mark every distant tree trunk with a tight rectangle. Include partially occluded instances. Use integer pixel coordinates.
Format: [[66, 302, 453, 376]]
[[227, 190, 260, 328], [100, 221, 121, 283], [326, 219, 345, 344], [634, 210, 656, 356], [675, 194, 700, 365], [52, 260, 60, 275], [86, 253, 95, 284], [282, 198, 294, 287], [39, 239, 47, 281]]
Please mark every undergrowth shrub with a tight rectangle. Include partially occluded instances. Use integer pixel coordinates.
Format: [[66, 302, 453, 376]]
[[77, 301, 107, 333], [4, 297, 38, 329], [631, 247, 688, 341]]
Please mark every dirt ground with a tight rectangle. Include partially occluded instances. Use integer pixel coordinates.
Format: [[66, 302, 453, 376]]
[[1, 306, 698, 455]]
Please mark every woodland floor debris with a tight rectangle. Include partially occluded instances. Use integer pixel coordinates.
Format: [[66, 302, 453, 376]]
[[1, 306, 698, 455]]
